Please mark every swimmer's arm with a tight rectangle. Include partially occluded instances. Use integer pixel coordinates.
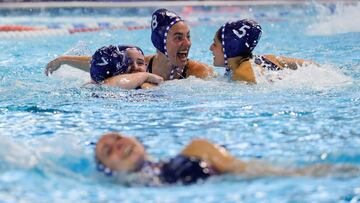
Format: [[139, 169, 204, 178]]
[[187, 60, 217, 79], [180, 139, 247, 173], [264, 55, 317, 70], [103, 72, 163, 89], [140, 83, 157, 89], [180, 139, 299, 176], [245, 162, 360, 177], [45, 55, 91, 75], [181, 140, 287, 175], [240, 160, 301, 177], [232, 61, 256, 83], [182, 139, 359, 177]]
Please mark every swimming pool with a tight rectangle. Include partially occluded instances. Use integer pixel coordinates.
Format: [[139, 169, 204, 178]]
[[1, 1, 360, 202]]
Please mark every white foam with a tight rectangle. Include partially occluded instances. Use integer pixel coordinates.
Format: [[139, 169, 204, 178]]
[[307, 3, 360, 36], [50, 41, 92, 84], [0, 136, 38, 170], [0, 134, 92, 180], [51, 64, 91, 85], [265, 64, 353, 90]]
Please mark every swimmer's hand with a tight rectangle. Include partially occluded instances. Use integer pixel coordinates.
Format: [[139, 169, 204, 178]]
[[45, 55, 91, 76], [145, 73, 164, 85], [140, 73, 164, 89], [45, 57, 63, 76], [141, 83, 156, 89]]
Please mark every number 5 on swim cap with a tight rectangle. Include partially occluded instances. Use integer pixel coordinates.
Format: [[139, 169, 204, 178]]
[[232, 25, 251, 39]]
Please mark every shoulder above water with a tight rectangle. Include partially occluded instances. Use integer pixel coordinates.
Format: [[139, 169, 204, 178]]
[[187, 60, 215, 79]]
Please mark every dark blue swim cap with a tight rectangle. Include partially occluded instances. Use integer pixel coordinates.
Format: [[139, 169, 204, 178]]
[[151, 8, 183, 56], [221, 19, 262, 67], [90, 45, 144, 83]]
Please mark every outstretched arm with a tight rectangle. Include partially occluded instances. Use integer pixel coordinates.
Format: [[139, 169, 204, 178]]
[[181, 139, 246, 173], [45, 55, 91, 76], [180, 139, 358, 177], [103, 72, 164, 89], [140, 83, 158, 89], [264, 55, 317, 70], [181, 139, 297, 176], [181, 139, 360, 178]]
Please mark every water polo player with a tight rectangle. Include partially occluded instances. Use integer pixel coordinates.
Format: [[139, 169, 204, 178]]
[[46, 45, 163, 89], [210, 19, 315, 83], [94, 132, 359, 186], [45, 8, 215, 84], [146, 8, 214, 80]]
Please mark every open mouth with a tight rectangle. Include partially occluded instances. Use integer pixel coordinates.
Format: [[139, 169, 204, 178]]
[[177, 50, 188, 62]]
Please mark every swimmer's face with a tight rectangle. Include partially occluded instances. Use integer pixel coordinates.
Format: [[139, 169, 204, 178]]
[[209, 33, 225, 67], [166, 21, 191, 68], [125, 48, 146, 73], [96, 133, 145, 173]]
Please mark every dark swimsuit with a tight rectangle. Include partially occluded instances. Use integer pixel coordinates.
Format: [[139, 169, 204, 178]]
[[147, 56, 189, 79], [137, 155, 218, 185], [253, 55, 281, 71]]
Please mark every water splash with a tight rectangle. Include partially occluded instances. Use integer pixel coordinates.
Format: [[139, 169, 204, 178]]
[[0, 136, 38, 170], [51, 64, 90, 85], [307, 3, 360, 36], [0, 134, 93, 180], [254, 63, 352, 91], [63, 41, 93, 56]]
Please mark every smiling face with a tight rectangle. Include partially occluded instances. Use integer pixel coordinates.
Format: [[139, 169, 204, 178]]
[[125, 48, 146, 73], [95, 133, 146, 173], [165, 21, 191, 68], [209, 31, 225, 67]]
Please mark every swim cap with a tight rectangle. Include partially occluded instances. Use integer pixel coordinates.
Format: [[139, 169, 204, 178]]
[[151, 8, 183, 56], [90, 45, 144, 83], [221, 19, 262, 67]]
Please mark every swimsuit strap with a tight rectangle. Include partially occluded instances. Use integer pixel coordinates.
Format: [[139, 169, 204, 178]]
[[147, 56, 154, 73], [253, 55, 281, 71], [169, 63, 188, 80], [181, 64, 189, 78]]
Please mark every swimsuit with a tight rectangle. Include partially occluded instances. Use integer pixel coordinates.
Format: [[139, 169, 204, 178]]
[[147, 56, 189, 80], [253, 55, 281, 71], [137, 155, 218, 185], [250, 55, 283, 83]]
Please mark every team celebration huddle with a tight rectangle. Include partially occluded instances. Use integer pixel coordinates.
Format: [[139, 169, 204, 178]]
[[45, 8, 313, 89]]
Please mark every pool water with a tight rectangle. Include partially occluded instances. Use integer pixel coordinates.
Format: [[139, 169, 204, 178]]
[[1, 2, 360, 202]]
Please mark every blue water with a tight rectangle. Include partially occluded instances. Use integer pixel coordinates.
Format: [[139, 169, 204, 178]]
[[1, 3, 360, 203]]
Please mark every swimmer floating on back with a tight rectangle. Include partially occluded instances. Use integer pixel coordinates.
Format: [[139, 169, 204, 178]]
[[210, 19, 316, 83], [95, 132, 359, 185], [46, 45, 163, 89]]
